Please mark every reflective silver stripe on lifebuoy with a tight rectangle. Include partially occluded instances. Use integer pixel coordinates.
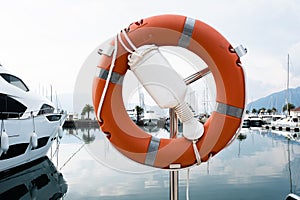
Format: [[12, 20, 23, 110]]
[[216, 102, 243, 118], [178, 17, 195, 48], [145, 136, 160, 166], [97, 68, 124, 84]]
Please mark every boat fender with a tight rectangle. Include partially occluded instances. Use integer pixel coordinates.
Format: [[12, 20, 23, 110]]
[[1, 129, 9, 153], [128, 44, 204, 141], [30, 131, 38, 149]]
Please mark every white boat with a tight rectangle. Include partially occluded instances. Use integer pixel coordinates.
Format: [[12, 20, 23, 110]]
[[271, 115, 299, 128], [0, 65, 66, 172], [241, 117, 250, 128], [126, 109, 137, 122], [143, 110, 159, 127], [275, 54, 300, 128]]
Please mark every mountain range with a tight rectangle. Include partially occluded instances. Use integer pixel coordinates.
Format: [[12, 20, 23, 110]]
[[57, 86, 300, 115], [246, 86, 300, 113]]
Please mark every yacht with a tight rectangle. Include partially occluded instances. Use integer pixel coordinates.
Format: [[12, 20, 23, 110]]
[[0, 64, 66, 172], [244, 114, 263, 129], [271, 115, 299, 127]]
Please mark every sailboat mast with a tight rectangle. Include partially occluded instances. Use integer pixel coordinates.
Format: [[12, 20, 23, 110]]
[[138, 83, 145, 110], [286, 54, 290, 115]]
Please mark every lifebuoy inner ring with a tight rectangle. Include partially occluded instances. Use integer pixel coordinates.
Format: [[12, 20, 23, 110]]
[[92, 14, 246, 169]]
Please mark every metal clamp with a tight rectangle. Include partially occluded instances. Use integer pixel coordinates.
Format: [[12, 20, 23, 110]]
[[98, 43, 115, 56], [234, 45, 247, 58]]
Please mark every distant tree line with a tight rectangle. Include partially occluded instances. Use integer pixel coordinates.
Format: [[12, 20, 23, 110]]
[[246, 103, 296, 115]]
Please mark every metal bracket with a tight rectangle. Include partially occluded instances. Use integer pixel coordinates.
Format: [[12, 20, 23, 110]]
[[98, 43, 115, 56], [169, 164, 181, 169], [234, 45, 247, 58]]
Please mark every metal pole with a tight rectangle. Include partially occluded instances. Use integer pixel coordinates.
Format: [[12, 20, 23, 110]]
[[169, 108, 178, 200], [286, 54, 290, 115]]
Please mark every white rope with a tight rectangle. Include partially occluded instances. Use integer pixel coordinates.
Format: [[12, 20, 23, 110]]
[[185, 141, 201, 200], [1, 119, 4, 133], [59, 143, 86, 170], [185, 140, 201, 200], [192, 140, 201, 165], [118, 30, 145, 67], [51, 138, 61, 159], [121, 30, 137, 51], [31, 112, 36, 133], [97, 29, 141, 122], [97, 36, 118, 122], [117, 32, 134, 54]]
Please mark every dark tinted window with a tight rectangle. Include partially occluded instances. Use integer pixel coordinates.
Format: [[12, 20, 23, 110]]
[[0, 93, 27, 119], [0, 143, 29, 160], [0, 73, 29, 92], [38, 104, 54, 115]]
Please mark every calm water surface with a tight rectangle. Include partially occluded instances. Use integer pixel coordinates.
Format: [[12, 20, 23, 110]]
[[26, 127, 297, 199], [45, 127, 300, 200]]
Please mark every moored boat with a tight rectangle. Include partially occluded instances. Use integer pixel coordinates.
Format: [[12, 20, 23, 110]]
[[242, 117, 250, 128], [0, 64, 66, 172], [271, 115, 300, 128], [246, 115, 263, 129]]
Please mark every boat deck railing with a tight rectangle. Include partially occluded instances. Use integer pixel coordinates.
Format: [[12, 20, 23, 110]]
[[0, 108, 66, 120]]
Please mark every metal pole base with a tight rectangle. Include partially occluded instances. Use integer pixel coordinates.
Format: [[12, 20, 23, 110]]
[[169, 108, 179, 200], [170, 171, 179, 200]]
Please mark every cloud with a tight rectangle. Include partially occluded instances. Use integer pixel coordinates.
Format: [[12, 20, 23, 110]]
[[289, 42, 300, 78], [0, 0, 299, 102]]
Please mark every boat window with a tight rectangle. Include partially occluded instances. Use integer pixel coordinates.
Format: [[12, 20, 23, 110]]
[[0, 73, 29, 92], [0, 93, 27, 119], [38, 104, 54, 115], [32, 136, 50, 149]]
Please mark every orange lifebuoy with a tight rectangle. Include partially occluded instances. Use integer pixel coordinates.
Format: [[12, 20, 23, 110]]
[[92, 14, 246, 169]]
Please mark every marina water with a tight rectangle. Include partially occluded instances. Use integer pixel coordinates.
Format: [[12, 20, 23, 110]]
[[42, 127, 300, 199], [1, 126, 298, 199]]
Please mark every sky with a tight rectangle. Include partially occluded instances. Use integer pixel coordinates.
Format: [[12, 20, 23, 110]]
[[1, 0, 300, 112]]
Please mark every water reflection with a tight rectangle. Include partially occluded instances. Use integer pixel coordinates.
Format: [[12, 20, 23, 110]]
[[0, 157, 67, 200], [237, 132, 247, 157], [53, 127, 300, 199]]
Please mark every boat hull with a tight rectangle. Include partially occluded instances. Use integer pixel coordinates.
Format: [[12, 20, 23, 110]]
[[0, 113, 66, 172]]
